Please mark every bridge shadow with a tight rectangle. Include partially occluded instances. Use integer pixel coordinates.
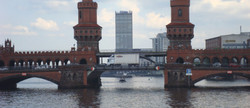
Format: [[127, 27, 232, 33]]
[[0, 74, 59, 90], [165, 88, 193, 108], [192, 73, 250, 86]]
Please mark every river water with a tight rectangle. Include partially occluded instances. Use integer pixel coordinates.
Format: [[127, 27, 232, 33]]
[[0, 77, 250, 108]]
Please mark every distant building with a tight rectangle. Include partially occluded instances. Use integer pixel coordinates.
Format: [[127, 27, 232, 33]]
[[115, 11, 133, 52], [151, 32, 169, 52], [151, 32, 169, 64], [248, 39, 250, 48], [206, 32, 250, 49]]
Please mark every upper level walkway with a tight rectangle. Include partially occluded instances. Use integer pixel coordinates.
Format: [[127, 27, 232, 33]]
[[97, 50, 166, 57]]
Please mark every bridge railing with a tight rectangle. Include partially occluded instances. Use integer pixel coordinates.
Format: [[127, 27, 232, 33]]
[[0, 66, 60, 73], [166, 64, 250, 70], [94, 65, 164, 71], [99, 49, 166, 53]]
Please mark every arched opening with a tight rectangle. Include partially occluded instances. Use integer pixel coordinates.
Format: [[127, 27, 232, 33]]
[[46, 59, 51, 66], [212, 57, 220, 64], [18, 60, 24, 67], [222, 57, 229, 67], [9, 60, 15, 67], [17, 77, 58, 89], [0, 60, 5, 67], [64, 59, 70, 65], [202, 57, 210, 65], [240, 57, 248, 66], [194, 73, 250, 87], [55, 59, 60, 67], [28, 60, 34, 68], [232, 57, 238, 64], [37, 59, 43, 66], [176, 57, 184, 64], [193, 57, 201, 66], [80, 58, 87, 64]]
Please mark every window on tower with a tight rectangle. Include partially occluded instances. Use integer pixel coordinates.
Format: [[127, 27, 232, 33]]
[[79, 11, 82, 19], [178, 9, 182, 17]]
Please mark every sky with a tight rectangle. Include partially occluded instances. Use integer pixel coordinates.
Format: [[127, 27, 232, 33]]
[[0, 0, 250, 51]]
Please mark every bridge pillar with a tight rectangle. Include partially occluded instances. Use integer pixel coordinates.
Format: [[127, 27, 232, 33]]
[[58, 65, 89, 89], [164, 64, 194, 88], [0, 82, 17, 90]]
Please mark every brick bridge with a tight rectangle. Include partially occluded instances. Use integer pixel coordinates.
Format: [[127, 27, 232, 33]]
[[163, 0, 250, 87], [0, 65, 94, 89], [1, 0, 250, 89], [164, 64, 250, 87]]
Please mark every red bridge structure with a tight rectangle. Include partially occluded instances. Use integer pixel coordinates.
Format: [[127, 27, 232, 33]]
[[0, 0, 250, 89], [164, 0, 250, 87], [0, 0, 101, 89]]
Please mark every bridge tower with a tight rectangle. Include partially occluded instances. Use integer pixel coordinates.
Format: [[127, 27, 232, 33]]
[[166, 0, 194, 49], [165, 0, 195, 88], [73, 0, 102, 52]]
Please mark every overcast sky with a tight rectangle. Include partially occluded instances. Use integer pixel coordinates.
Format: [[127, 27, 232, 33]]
[[0, 0, 249, 51]]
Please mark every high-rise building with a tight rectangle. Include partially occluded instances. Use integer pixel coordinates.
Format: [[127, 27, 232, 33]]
[[151, 32, 169, 64], [152, 32, 170, 52], [115, 11, 133, 52]]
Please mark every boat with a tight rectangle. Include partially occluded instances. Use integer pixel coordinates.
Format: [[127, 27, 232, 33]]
[[119, 77, 126, 82]]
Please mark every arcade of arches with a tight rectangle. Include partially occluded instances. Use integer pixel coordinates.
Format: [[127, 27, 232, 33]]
[[0, 58, 88, 68], [175, 56, 248, 65]]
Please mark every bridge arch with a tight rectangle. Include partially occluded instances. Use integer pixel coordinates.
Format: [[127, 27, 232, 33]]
[[0, 74, 60, 87], [212, 57, 220, 64], [64, 59, 70, 65], [80, 58, 87, 64], [176, 57, 184, 64], [18, 59, 24, 67], [55, 59, 61, 67], [192, 72, 250, 85], [193, 57, 201, 65], [37, 59, 43, 66], [0, 60, 5, 67], [222, 57, 229, 66], [202, 57, 210, 65], [28, 59, 34, 67], [232, 57, 239, 64], [9, 60, 16, 67], [46, 59, 52, 66], [240, 57, 248, 65]]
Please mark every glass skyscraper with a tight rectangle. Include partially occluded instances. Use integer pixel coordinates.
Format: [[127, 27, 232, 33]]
[[115, 11, 133, 52]]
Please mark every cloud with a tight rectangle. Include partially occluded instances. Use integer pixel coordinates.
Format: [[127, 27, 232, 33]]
[[0, 24, 37, 36], [118, 0, 140, 14], [192, 0, 250, 18], [48, 33, 65, 37], [117, 0, 145, 25], [63, 21, 77, 26], [45, 1, 69, 7], [100, 8, 114, 23], [31, 18, 59, 31], [146, 12, 170, 29]]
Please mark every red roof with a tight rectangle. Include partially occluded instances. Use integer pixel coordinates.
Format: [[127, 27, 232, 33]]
[[74, 24, 102, 28], [167, 22, 194, 27]]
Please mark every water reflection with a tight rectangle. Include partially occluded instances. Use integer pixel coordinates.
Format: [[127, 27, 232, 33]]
[[1, 77, 250, 108], [165, 88, 193, 108], [77, 89, 101, 108]]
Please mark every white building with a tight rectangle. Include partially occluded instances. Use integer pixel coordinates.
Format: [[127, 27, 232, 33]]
[[115, 11, 133, 52], [151, 32, 170, 64], [206, 32, 250, 49], [151, 32, 169, 52]]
